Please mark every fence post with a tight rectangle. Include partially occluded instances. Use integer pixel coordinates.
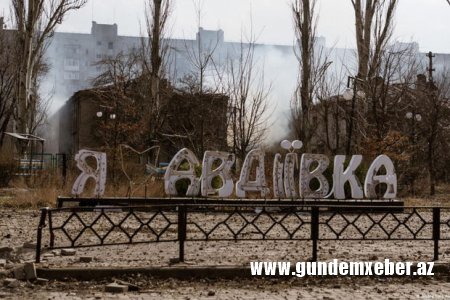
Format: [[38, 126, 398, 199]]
[[178, 205, 187, 262], [62, 153, 67, 186], [311, 207, 319, 262], [35, 208, 48, 263], [48, 210, 54, 248], [432, 208, 441, 261]]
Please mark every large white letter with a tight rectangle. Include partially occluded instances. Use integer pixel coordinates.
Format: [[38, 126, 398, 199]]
[[236, 149, 269, 198], [72, 150, 107, 197], [201, 151, 235, 197], [272, 153, 285, 198], [333, 155, 364, 199], [283, 152, 298, 198], [364, 155, 397, 199], [299, 154, 330, 198], [164, 148, 201, 196]]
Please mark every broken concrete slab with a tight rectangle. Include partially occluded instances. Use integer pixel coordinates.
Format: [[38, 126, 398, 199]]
[[22, 242, 36, 249], [61, 249, 76, 256], [35, 278, 48, 285], [79, 256, 93, 263], [13, 267, 25, 280], [0, 247, 13, 259], [105, 282, 128, 293], [3, 278, 19, 288], [0, 259, 6, 267], [115, 280, 140, 291], [23, 263, 37, 281]]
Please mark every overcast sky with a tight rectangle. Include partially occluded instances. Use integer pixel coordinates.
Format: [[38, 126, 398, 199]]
[[0, 0, 450, 53], [1, 0, 449, 52]]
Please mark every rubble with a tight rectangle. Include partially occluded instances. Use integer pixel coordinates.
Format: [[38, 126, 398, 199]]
[[61, 249, 76, 256], [3, 278, 19, 288], [79, 256, 93, 263], [13, 266, 25, 280], [23, 263, 36, 281], [22, 242, 36, 249], [115, 280, 140, 291], [0, 247, 13, 259], [35, 278, 49, 285], [105, 282, 128, 293]]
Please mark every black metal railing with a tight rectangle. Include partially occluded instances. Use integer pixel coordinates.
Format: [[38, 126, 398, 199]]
[[35, 202, 450, 264]]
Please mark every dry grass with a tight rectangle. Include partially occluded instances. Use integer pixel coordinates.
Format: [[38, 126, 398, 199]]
[[1, 161, 450, 208], [404, 184, 450, 207], [0, 168, 166, 208]]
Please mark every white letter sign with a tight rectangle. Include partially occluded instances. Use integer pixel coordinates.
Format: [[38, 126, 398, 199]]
[[299, 154, 330, 198], [164, 148, 201, 196], [72, 150, 107, 197], [333, 155, 364, 199], [201, 151, 235, 197], [272, 153, 285, 198], [364, 155, 397, 199], [283, 153, 298, 198], [236, 149, 269, 198]]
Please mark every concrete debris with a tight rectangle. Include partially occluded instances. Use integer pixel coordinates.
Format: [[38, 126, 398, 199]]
[[35, 278, 49, 285], [61, 249, 76, 256], [105, 282, 129, 293], [13, 267, 25, 280], [23, 263, 37, 281], [0, 247, 13, 259], [115, 280, 140, 291], [0, 259, 6, 267], [22, 242, 36, 249], [3, 278, 19, 288], [79, 256, 93, 263]]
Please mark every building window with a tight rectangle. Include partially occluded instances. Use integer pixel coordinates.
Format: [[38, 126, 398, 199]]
[[108, 42, 114, 49], [63, 71, 80, 80], [97, 41, 102, 46], [64, 59, 79, 67]]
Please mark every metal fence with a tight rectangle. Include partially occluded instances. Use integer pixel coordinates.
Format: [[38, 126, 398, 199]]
[[35, 201, 450, 263]]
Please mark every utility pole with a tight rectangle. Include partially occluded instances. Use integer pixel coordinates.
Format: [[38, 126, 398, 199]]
[[427, 51, 435, 84], [426, 51, 437, 196]]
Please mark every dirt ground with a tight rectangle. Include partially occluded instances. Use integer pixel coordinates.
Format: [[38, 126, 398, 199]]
[[0, 274, 450, 299], [2, 208, 450, 267], [1, 208, 450, 299]]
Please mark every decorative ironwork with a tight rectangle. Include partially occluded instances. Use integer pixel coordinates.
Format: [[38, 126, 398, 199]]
[[35, 202, 450, 264]]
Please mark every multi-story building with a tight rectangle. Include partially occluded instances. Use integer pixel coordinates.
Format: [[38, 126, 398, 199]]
[[44, 22, 296, 109], [3, 19, 450, 154]]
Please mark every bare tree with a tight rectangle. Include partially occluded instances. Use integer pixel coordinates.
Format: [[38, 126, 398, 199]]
[[291, 0, 331, 150], [226, 34, 271, 163], [365, 45, 421, 141], [140, 0, 172, 145], [420, 71, 450, 195], [92, 52, 148, 182], [0, 28, 17, 146], [181, 0, 223, 94], [351, 0, 398, 80], [11, 0, 87, 135], [343, 0, 398, 153], [164, 0, 226, 157]]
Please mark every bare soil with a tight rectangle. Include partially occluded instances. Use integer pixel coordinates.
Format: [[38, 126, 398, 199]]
[[0, 208, 450, 299]]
